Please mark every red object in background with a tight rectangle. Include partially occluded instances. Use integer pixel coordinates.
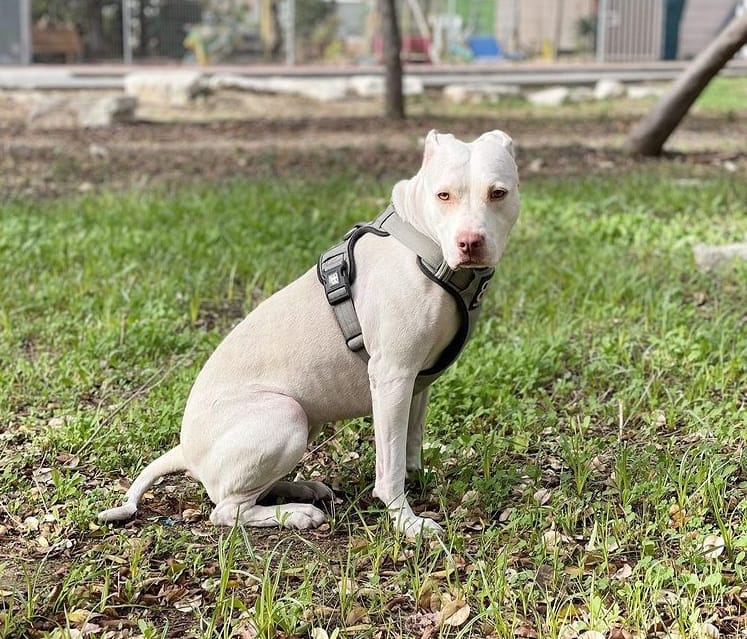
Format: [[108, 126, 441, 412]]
[[373, 35, 431, 62]]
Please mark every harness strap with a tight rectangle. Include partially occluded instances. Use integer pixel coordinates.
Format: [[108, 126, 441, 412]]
[[317, 204, 494, 388], [317, 224, 387, 358]]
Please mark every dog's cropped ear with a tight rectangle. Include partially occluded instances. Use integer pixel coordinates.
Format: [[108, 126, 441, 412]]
[[422, 129, 440, 165], [422, 129, 458, 166], [477, 130, 514, 158]]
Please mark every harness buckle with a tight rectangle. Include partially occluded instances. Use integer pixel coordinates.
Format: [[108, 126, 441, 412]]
[[320, 253, 351, 305]]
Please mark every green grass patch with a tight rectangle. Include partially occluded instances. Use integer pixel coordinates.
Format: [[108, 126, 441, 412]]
[[1, 170, 746, 637], [695, 76, 747, 114]]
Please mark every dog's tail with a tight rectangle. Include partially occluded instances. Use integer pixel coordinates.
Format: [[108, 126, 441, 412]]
[[98, 445, 187, 523]]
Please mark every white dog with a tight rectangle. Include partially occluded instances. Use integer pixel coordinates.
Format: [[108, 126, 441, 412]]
[[99, 130, 520, 537]]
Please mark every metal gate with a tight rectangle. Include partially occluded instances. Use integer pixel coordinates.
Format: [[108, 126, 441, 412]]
[[0, 0, 31, 64], [597, 0, 664, 62]]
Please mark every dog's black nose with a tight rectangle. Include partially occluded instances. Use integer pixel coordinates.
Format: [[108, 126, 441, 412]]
[[457, 232, 484, 256]]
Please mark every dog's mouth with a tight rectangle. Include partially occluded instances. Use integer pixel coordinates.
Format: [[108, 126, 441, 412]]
[[449, 258, 491, 270]]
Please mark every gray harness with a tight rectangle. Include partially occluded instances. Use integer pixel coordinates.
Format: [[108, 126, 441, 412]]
[[317, 204, 494, 392]]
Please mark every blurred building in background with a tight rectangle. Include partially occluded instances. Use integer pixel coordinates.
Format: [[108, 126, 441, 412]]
[[0, 0, 744, 66]]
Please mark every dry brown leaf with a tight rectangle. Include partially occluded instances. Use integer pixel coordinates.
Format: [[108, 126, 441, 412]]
[[234, 619, 258, 639], [612, 563, 633, 581], [656, 590, 678, 605], [499, 508, 515, 522], [439, 599, 469, 627], [557, 626, 579, 639], [534, 488, 552, 506], [585, 536, 619, 552], [461, 490, 479, 505], [24, 516, 40, 531], [564, 565, 585, 577], [543, 530, 569, 551], [692, 622, 720, 638], [418, 580, 434, 610], [81, 622, 102, 635], [66, 608, 92, 624], [32, 468, 53, 483], [182, 508, 201, 522], [514, 624, 539, 638], [173, 594, 202, 612], [338, 576, 356, 597], [668, 503, 688, 528], [344, 605, 369, 626], [702, 534, 725, 560]]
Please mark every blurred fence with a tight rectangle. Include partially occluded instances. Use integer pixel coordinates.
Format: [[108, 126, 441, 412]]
[[597, 0, 663, 62], [0, 0, 31, 64], [6, 0, 743, 66], [24, 0, 372, 64]]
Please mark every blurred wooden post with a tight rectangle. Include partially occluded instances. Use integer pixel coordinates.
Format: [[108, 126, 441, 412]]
[[380, 0, 405, 120], [285, 0, 295, 65], [553, 0, 565, 60], [628, 12, 747, 156], [122, 0, 132, 64], [20, 0, 32, 64]]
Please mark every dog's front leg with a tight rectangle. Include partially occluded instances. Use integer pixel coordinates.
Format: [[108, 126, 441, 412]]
[[370, 368, 442, 537], [406, 389, 429, 474]]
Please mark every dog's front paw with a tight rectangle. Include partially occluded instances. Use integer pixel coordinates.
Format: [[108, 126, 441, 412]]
[[395, 513, 443, 538]]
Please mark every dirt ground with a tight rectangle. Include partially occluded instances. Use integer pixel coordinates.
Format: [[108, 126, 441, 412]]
[[1, 88, 746, 200]]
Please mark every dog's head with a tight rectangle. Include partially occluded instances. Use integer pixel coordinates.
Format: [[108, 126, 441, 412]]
[[393, 130, 520, 270]]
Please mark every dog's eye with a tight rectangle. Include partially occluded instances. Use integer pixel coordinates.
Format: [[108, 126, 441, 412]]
[[437, 191, 450, 201], [489, 188, 508, 201]]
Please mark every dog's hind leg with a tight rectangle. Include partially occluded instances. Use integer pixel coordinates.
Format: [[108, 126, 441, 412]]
[[211, 497, 327, 528], [262, 480, 333, 502], [200, 394, 327, 529]]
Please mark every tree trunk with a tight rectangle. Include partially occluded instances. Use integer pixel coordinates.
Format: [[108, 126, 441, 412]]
[[260, 0, 282, 60], [380, 0, 405, 120], [85, 0, 106, 58], [628, 12, 747, 156]]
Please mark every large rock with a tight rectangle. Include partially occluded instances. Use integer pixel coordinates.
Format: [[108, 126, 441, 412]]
[[442, 83, 520, 104], [206, 74, 348, 101], [568, 86, 595, 103], [27, 97, 78, 129], [348, 75, 384, 98], [208, 73, 424, 101], [693, 242, 747, 271], [594, 79, 626, 100], [626, 84, 666, 100], [527, 86, 569, 107], [348, 75, 427, 98], [267, 77, 349, 101], [78, 95, 137, 127], [27, 94, 137, 128], [125, 71, 206, 106]]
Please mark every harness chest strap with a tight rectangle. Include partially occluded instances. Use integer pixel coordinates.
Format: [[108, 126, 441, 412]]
[[317, 204, 494, 389]]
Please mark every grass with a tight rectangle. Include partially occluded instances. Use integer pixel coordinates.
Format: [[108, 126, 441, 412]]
[[0, 167, 746, 638], [695, 76, 747, 114]]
